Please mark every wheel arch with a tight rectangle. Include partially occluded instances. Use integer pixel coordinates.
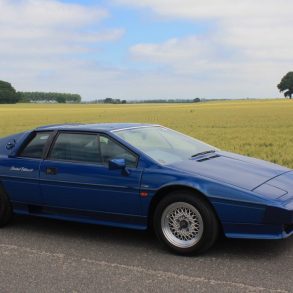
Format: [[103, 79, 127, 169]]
[[0, 181, 8, 197], [0, 180, 13, 226], [147, 184, 222, 232], [0, 181, 13, 204]]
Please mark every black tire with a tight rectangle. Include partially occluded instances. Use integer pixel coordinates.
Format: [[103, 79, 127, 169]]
[[153, 190, 219, 255], [0, 186, 13, 227]]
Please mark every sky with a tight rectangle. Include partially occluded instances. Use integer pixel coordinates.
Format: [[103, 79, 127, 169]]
[[0, 0, 292, 100]]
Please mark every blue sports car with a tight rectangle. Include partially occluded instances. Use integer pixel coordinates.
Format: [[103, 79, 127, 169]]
[[0, 123, 292, 254]]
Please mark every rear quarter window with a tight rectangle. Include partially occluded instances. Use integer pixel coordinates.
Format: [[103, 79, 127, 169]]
[[19, 132, 51, 159]]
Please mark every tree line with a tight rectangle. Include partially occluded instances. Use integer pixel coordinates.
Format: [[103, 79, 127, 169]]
[[19, 92, 81, 103], [1, 72, 293, 104], [89, 98, 201, 104], [0, 80, 81, 104]]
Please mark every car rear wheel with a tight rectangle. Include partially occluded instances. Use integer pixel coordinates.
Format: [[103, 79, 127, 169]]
[[0, 187, 13, 227], [153, 190, 219, 255]]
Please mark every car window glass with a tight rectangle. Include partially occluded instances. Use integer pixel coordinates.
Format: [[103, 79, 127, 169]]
[[20, 132, 51, 159], [49, 133, 100, 164], [99, 135, 137, 168], [115, 126, 215, 165]]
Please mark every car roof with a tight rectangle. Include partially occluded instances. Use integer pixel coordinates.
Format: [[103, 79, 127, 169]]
[[35, 123, 158, 132]]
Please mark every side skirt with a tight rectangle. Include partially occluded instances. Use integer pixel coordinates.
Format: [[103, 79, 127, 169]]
[[12, 202, 148, 231]]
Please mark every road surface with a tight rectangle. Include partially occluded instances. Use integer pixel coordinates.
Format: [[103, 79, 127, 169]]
[[0, 216, 292, 292]]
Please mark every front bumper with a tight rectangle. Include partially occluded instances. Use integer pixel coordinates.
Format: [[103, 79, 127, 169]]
[[224, 201, 293, 240], [224, 223, 293, 240]]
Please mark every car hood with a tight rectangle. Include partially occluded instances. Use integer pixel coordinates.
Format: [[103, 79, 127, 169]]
[[168, 151, 290, 191]]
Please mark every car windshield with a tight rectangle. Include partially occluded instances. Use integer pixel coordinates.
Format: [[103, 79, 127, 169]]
[[113, 126, 217, 165]]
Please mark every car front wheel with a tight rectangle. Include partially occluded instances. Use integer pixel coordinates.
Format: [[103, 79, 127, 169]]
[[153, 190, 219, 255]]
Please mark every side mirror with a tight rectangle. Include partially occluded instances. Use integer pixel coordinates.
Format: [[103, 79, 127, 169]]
[[6, 139, 16, 150], [109, 159, 130, 176]]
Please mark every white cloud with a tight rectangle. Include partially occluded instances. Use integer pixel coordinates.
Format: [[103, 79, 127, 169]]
[[130, 36, 217, 74], [116, 0, 293, 98], [118, 0, 293, 62], [0, 0, 123, 52], [0, 0, 108, 27], [114, 0, 292, 21], [0, 0, 125, 98], [1, 0, 292, 100]]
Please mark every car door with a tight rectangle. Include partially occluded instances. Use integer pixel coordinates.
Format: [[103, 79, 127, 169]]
[[1, 131, 52, 205], [39, 131, 143, 218]]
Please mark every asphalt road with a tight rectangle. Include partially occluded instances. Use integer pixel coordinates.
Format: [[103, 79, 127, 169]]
[[0, 216, 292, 293]]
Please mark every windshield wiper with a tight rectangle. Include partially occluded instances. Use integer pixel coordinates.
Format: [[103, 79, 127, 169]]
[[191, 150, 216, 158]]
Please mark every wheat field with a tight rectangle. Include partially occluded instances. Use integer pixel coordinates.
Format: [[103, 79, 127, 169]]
[[0, 99, 293, 168]]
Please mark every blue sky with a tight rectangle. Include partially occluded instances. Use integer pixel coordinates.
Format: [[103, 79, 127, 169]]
[[0, 0, 292, 100]]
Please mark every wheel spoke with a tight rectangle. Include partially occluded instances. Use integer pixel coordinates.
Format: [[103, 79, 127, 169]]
[[161, 202, 204, 249]]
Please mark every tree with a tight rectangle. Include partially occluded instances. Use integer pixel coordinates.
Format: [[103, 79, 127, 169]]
[[104, 97, 114, 104], [18, 92, 82, 103], [277, 72, 293, 99], [0, 80, 20, 104], [56, 96, 66, 103], [103, 98, 124, 104]]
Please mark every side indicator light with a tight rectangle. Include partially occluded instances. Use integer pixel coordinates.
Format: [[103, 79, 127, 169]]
[[140, 191, 148, 197]]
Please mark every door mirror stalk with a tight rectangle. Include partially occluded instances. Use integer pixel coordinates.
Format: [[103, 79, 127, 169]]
[[109, 159, 130, 176]]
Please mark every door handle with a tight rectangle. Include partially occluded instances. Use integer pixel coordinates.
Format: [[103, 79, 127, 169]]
[[46, 167, 58, 175]]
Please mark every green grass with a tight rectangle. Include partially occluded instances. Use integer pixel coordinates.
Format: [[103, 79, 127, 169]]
[[1, 99, 293, 168]]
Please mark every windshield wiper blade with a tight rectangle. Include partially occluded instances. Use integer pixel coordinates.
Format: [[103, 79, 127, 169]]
[[191, 150, 216, 158]]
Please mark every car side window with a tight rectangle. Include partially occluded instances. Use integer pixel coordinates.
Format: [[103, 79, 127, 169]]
[[99, 135, 138, 168], [49, 133, 101, 164], [20, 132, 51, 159]]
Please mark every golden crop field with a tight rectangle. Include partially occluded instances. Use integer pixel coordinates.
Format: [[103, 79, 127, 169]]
[[1, 99, 293, 168]]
